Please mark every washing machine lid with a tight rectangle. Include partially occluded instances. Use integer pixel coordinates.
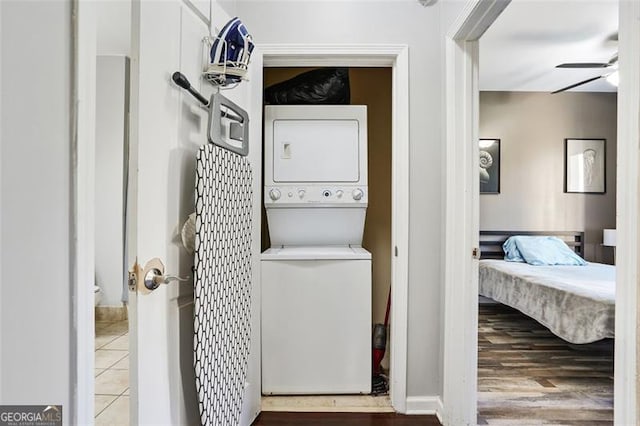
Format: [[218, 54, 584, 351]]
[[261, 246, 371, 260]]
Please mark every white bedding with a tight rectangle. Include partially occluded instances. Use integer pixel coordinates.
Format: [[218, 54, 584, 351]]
[[479, 259, 615, 344]]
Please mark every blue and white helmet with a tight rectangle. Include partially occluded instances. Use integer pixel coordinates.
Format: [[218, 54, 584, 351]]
[[209, 17, 254, 83]]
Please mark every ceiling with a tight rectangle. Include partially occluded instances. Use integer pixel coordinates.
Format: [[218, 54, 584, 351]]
[[479, 0, 618, 93]]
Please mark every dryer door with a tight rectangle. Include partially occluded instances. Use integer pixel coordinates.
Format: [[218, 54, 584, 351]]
[[272, 119, 360, 182]]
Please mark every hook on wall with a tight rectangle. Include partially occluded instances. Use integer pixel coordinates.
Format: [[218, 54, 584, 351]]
[[172, 72, 209, 107], [171, 71, 244, 124]]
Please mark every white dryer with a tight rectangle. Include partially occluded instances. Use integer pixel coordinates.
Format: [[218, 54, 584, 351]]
[[261, 105, 371, 395]]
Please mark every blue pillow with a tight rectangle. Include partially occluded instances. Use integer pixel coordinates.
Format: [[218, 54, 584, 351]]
[[506, 236, 586, 266], [503, 237, 525, 262]]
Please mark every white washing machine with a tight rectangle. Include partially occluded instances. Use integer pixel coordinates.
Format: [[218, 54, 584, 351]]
[[261, 105, 371, 395]]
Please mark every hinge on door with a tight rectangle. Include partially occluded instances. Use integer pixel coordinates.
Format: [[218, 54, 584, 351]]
[[472, 247, 481, 259], [394, 246, 398, 257]]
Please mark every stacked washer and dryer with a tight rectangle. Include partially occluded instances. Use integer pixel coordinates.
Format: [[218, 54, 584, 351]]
[[261, 105, 372, 395]]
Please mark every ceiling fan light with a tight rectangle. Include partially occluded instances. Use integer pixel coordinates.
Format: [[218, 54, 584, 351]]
[[606, 71, 619, 87]]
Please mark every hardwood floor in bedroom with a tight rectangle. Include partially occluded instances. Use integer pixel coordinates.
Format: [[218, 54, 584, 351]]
[[478, 303, 613, 425]]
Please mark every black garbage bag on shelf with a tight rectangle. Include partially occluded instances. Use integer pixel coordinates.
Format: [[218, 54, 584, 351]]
[[264, 68, 350, 105]]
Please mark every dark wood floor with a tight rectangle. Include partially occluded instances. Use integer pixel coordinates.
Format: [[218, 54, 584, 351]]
[[478, 303, 614, 425], [252, 412, 441, 425]]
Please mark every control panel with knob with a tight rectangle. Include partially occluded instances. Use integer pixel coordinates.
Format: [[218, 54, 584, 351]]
[[269, 188, 281, 201], [264, 186, 367, 204]]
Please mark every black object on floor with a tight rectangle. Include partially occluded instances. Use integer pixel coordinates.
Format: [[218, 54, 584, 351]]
[[371, 373, 389, 395]]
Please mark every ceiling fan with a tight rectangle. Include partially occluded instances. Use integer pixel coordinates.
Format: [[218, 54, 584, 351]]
[[551, 53, 619, 94]]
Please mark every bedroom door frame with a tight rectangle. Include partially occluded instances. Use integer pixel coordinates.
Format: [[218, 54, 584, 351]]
[[442, 2, 509, 424], [443, 0, 640, 425], [246, 44, 411, 413], [613, 1, 640, 423]]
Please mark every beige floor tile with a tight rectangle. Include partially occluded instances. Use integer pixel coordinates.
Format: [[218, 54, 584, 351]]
[[95, 350, 128, 369], [95, 395, 118, 417], [122, 388, 129, 396], [95, 334, 120, 349], [95, 369, 106, 377], [111, 356, 129, 370], [95, 369, 129, 396], [101, 321, 128, 336], [95, 395, 129, 426], [103, 335, 129, 351]]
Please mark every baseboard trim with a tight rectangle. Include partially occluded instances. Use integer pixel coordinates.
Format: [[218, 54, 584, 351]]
[[436, 397, 444, 424], [405, 396, 443, 420], [95, 305, 128, 322]]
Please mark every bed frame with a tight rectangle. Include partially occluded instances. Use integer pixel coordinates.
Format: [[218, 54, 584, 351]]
[[479, 231, 585, 260]]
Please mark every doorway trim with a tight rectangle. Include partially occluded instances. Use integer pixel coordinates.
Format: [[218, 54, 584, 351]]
[[442, 2, 510, 424], [247, 44, 410, 412], [443, 0, 639, 425], [72, 0, 97, 424], [614, 1, 640, 424]]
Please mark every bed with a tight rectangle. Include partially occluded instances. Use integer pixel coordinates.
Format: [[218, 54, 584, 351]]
[[479, 231, 615, 344]]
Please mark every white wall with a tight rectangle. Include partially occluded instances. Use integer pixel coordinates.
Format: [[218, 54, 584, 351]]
[[237, 0, 446, 398], [0, 0, 72, 418], [95, 56, 129, 306], [96, 0, 131, 56]]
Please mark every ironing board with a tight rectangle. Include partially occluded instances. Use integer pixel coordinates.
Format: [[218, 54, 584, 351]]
[[194, 143, 253, 426]]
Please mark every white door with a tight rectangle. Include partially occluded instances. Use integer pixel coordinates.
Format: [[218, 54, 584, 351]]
[[127, 1, 261, 424]]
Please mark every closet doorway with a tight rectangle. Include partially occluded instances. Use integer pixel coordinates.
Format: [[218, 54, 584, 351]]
[[261, 67, 393, 410], [245, 45, 411, 413]]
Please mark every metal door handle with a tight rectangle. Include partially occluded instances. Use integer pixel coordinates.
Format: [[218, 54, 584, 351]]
[[132, 258, 190, 293], [144, 268, 190, 291]]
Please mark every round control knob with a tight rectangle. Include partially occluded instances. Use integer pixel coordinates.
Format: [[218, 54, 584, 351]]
[[269, 188, 281, 201], [298, 189, 306, 199], [352, 188, 364, 201], [336, 190, 344, 198]]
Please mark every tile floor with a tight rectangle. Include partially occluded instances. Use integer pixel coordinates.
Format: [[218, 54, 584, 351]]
[[95, 319, 129, 425]]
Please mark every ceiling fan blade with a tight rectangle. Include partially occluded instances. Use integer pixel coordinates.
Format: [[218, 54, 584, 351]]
[[551, 75, 604, 94], [556, 62, 611, 68], [556, 52, 618, 69]]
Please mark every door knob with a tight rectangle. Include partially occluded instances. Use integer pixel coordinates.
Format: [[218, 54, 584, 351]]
[[144, 269, 190, 291], [134, 258, 190, 294]]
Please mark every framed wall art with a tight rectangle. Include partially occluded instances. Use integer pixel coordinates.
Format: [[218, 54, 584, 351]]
[[565, 138, 606, 194], [479, 138, 500, 194]]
